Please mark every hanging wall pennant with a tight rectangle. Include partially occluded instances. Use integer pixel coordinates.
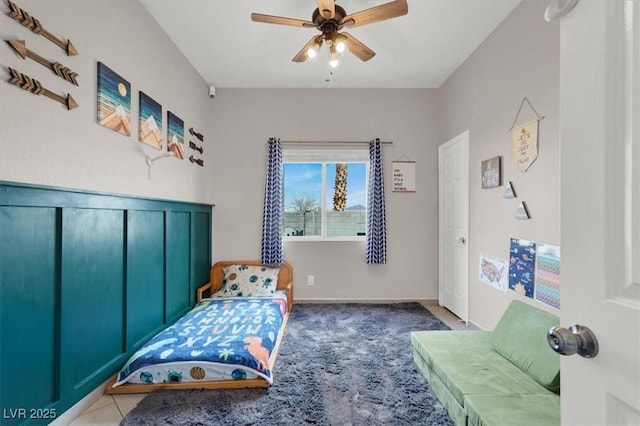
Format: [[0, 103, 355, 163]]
[[511, 120, 539, 172], [509, 97, 544, 172], [392, 161, 416, 192]]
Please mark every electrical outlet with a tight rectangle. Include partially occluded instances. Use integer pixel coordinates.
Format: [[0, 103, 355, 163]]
[[307, 275, 314, 286]]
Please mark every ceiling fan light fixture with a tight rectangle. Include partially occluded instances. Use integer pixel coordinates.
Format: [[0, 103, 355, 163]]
[[252, 0, 409, 65], [334, 35, 347, 54], [306, 37, 322, 60], [329, 44, 340, 68], [306, 45, 319, 59]]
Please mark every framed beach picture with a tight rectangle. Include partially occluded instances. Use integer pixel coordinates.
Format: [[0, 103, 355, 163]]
[[139, 92, 163, 150], [167, 111, 185, 159], [97, 62, 131, 136], [481, 156, 501, 189]]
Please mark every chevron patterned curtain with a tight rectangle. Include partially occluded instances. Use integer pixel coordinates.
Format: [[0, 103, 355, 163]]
[[366, 138, 387, 264], [261, 137, 284, 265]]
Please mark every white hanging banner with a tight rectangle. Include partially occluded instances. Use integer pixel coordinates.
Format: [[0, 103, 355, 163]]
[[511, 119, 539, 172], [392, 161, 416, 192]]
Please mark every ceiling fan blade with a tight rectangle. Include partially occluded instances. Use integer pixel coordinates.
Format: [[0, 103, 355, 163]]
[[251, 13, 316, 28], [341, 32, 375, 62], [342, 0, 408, 28], [317, 0, 336, 19], [292, 36, 322, 62]]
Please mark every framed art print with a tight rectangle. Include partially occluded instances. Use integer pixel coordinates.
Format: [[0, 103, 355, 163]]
[[97, 62, 131, 136], [167, 111, 185, 159], [481, 156, 501, 189], [139, 92, 163, 150]]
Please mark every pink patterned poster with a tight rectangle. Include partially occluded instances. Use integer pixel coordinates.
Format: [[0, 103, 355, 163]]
[[534, 244, 560, 309]]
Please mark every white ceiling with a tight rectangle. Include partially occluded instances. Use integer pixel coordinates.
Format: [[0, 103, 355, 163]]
[[140, 0, 522, 89]]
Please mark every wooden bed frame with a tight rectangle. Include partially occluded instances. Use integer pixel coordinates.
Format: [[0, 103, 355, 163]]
[[105, 260, 293, 394]]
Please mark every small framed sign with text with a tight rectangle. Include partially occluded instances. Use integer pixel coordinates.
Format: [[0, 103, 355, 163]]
[[392, 161, 416, 192]]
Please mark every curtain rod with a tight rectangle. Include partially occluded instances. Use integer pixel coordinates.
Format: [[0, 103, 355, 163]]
[[279, 140, 393, 145]]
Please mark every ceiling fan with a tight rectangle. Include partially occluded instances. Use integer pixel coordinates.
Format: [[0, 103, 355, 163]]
[[251, 0, 408, 67]]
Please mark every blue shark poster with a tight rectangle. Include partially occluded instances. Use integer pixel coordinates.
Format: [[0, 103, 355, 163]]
[[509, 238, 536, 298]]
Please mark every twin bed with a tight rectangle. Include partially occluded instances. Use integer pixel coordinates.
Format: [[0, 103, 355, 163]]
[[106, 260, 293, 394]]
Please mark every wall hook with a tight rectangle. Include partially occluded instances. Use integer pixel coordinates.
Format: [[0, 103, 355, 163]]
[[145, 152, 174, 179], [544, 0, 579, 22]]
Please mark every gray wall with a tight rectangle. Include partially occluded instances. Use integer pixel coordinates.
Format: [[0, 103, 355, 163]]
[[209, 89, 443, 301], [0, 0, 561, 325], [0, 0, 214, 204], [439, 0, 560, 329]]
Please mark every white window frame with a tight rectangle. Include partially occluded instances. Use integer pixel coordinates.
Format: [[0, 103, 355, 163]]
[[283, 145, 369, 242]]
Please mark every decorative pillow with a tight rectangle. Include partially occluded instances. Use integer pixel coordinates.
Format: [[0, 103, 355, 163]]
[[217, 264, 280, 297]]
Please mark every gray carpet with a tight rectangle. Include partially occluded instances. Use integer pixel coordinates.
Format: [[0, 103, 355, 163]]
[[120, 302, 455, 426]]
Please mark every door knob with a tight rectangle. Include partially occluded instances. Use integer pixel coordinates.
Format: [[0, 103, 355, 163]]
[[547, 324, 599, 358]]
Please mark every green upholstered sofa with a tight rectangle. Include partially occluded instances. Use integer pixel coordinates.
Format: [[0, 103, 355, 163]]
[[411, 300, 560, 426]]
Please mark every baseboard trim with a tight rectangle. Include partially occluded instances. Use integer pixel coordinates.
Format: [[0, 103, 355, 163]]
[[467, 321, 483, 330]]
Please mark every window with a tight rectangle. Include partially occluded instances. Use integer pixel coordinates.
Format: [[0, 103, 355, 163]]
[[283, 146, 368, 240]]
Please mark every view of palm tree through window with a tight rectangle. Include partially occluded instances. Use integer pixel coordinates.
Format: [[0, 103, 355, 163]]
[[284, 162, 367, 237]]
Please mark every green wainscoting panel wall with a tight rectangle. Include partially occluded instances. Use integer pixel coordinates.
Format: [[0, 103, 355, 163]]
[[60, 208, 126, 403], [0, 182, 213, 425], [166, 211, 191, 323], [0, 207, 60, 416], [192, 212, 212, 303], [126, 210, 166, 349]]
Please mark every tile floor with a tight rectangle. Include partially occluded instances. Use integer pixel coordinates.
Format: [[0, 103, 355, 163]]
[[66, 394, 144, 426], [62, 303, 466, 425]]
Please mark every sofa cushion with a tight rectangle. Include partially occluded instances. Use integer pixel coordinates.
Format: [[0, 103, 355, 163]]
[[489, 300, 560, 392], [464, 393, 560, 426], [412, 345, 468, 426], [411, 331, 549, 407]]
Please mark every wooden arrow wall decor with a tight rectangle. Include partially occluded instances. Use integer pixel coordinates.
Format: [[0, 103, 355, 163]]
[[189, 156, 204, 167], [189, 141, 204, 154], [7, 40, 79, 85], [8, 67, 78, 110], [7, 0, 78, 56], [189, 127, 204, 142]]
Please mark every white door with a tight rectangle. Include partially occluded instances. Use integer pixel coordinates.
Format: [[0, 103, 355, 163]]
[[560, 1, 640, 425], [438, 131, 469, 322]]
